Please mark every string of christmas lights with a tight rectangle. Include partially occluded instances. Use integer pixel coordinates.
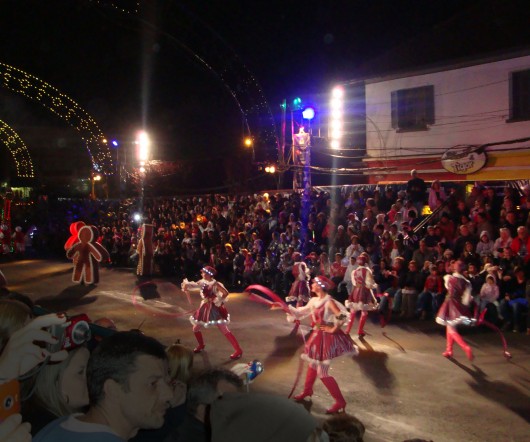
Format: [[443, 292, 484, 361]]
[[0, 120, 34, 178], [0, 62, 113, 175]]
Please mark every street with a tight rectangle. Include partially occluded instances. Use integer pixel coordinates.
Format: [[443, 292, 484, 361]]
[[2, 259, 529, 442]]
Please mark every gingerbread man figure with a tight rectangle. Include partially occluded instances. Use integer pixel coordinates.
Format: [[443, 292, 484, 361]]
[[66, 225, 109, 285], [136, 223, 155, 277]]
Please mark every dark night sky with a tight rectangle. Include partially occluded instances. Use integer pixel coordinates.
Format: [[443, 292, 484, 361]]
[[0, 0, 529, 190]]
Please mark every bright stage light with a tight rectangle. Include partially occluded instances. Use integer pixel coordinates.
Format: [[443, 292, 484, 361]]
[[112, 140, 119, 147], [332, 86, 344, 98], [137, 130, 150, 162], [329, 85, 344, 150], [302, 106, 315, 120], [133, 213, 142, 222]]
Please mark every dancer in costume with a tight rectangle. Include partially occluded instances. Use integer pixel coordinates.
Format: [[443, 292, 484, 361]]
[[285, 251, 310, 306], [288, 275, 358, 414], [345, 253, 378, 337], [435, 260, 475, 361], [182, 265, 243, 360]]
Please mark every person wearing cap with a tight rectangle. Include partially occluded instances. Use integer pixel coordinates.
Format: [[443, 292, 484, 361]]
[[288, 275, 358, 414], [285, 252, 310, 307], [435, 260, 475, 361], [182, 266, 243, 360], [344, 252, 378, 336]]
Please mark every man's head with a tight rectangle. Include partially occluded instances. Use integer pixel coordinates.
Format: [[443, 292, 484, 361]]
[[87, 331, 173, 436], [186, 368, 244, 423]]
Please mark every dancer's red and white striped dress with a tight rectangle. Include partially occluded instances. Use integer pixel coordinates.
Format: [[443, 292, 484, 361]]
[[436, 273, 476, 327], [189, 279, 230, 327], [290, 295, 358, 365]]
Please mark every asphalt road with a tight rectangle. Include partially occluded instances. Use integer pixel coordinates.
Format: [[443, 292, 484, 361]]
[[1, 258, 529, 442]]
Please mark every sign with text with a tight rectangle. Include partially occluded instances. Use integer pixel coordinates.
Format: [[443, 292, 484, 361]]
[[441, 145, 487, 175]]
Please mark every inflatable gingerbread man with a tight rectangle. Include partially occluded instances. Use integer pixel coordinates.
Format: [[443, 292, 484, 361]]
[[66, 225, 109, 285]]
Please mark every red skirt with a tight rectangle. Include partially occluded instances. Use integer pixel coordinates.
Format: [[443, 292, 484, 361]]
[[302, 329, 358, 366], [346, 286, 378, 311], [190, 301, 230, 327], [435, 297, 475, 327]]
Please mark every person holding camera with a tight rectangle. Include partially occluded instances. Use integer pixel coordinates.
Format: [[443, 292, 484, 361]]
[[288, 275, 358, 414], [23, 345, 90, 435], [34, 331, 174, 442], [182, 266, 243, 360], [0, 312, 69, 442]]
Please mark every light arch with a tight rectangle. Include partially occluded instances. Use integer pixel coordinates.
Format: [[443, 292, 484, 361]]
[[0, 120, 34, 178], [0, 62, 113, 175]]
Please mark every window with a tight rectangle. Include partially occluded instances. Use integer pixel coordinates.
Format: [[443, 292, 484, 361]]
[[391, 85, 434, 131], [509, 69, 530, 122]]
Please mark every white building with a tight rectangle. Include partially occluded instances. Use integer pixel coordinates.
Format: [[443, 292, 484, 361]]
[[339, 50, 530, 184]]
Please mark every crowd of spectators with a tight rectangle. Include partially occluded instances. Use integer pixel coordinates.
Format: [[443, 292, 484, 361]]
[[3, 173, 530, 334]]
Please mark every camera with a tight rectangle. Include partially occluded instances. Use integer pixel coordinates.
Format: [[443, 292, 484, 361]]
[[48, 313, 92, 353], [247, 360, 264, 382], [0, 379, 20, 423]]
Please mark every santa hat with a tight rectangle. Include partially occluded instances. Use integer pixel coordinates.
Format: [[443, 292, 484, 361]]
[[201, 266, 217, 276], [313, 275, 335, 291], [210, 392, 318, 442]]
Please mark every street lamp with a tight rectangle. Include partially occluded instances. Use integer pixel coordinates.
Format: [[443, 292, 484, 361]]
[[91, 173, 101, 199]]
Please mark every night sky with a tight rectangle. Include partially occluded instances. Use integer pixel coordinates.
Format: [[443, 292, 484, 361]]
[[0, 0, 528, 192]]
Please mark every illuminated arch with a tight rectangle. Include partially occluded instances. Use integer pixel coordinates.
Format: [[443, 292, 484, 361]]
[[96, 2, 280, 160], [0, 120, 34, 178], [0, 63, 113, 175]]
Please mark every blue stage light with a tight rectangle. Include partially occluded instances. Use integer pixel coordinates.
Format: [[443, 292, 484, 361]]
[[302, 107, 315, 120]]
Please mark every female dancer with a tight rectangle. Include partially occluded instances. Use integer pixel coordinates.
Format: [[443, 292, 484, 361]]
[[345, 253, 379, 337], [182, 266, 243, 360], [285, 251, 311, 306], [435, 260, 475, 361], [288, 275, 358, 414]]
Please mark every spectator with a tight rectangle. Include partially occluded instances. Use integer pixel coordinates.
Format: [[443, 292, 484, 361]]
[[428, 180, 447, 213], [510, 226, 530, 271], [417, 264, 444, 320], [24, 346, 91, 435], [174, 368, 243, 442], [210, 392, 321, 442], [477, 274, 501, 324], [500, 266, 528, 333], [322, 413, 366, 442], [131, 342, 193, 442], [492, 227, 512, 259], [34, 331, 173, 442], [407, 169, 427, 215]]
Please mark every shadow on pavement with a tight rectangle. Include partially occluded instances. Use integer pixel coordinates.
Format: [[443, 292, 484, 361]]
[[353, 337, 396, 392], [452, 359, 530, 423], [137, 279, 161, 300], [36, 284, 97, 312]]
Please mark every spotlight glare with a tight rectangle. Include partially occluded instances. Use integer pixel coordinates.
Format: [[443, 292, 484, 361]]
[[330, 140, 340, 149], [331, 130, 342, 139], [332, 87, 344, 98]]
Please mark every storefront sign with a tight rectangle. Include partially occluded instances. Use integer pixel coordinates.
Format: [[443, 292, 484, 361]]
[[441, 145, 487, 175]]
